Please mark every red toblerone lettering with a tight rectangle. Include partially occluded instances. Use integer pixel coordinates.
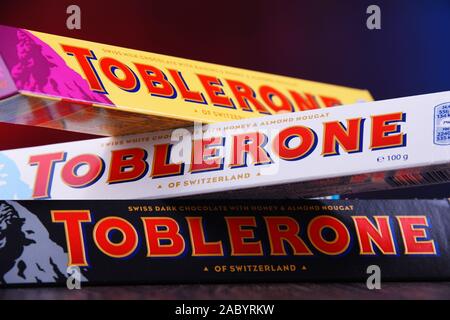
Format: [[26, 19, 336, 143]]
[[307, 216, 350, 255], [321, 96, 342, 107], [370, 112, 407, 150], [352, 216, 397, 255], [28, 113, 407, 198], [230, 132, 272, 168], [168, 69, 206, 104], [53, 213, 436, 266], [198, 74, 235, 109], [289, 91, 321, 111], [322, 118, 365, 156], [151, 144, 184, 178], [100, 58, 139, 92], [397, 216, 436, 254], [108, 148, 148, 184], [134, 63, 176, 99], [61, 154, 104, 188], [29, 152, 66, 199], [62, 45, 349, 113], [190, 137, 224, 173], [226, 79, 270, 114], [264, 217, 313, 255], [186, 217, 223, 256], [61, 45, 107, 93], [273, 126, 317, 161], [259, 85, 293, 113], [226, 217, 263, 256], [51, 210, 92, 266], [141, 217, 185, 257], [94, 217, 138, 258]]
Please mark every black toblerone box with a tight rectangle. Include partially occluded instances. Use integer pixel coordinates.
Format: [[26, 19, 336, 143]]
[[0, 199, 449, 286]]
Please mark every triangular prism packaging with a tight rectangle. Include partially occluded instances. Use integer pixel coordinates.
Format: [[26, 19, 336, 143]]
[[1, 199, 449, 286], [0, 91, 448, 200], [0, 25, 372, 136]]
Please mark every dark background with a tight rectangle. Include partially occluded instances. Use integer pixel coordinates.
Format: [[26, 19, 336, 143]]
[[0, 0, 449, 198]]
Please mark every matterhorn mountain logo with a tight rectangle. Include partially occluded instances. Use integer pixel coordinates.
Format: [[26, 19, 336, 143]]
[[0, 201, 87, 284]]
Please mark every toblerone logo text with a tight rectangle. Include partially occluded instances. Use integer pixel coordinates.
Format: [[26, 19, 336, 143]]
[[50, 210, 437, 266], [62, 45, 345, 114], [28, 112, 407, 199]]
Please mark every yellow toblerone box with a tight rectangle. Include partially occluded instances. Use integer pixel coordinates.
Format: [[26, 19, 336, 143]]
[[0, 25, 373, 135]]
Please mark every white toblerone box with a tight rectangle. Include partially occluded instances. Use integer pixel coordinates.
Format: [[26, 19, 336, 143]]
[[1, 91, 449, 200]]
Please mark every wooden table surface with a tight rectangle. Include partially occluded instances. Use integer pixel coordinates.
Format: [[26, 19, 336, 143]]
[[1, 282, 449, 300]]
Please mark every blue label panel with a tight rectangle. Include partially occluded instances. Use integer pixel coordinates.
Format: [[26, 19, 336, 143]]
[[434, 103, 450, 145]]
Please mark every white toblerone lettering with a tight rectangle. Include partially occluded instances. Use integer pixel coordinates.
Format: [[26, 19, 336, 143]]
[[0, 91, 449, 199]]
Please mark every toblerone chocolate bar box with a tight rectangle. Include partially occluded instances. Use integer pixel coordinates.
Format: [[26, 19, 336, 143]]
[[0, 25, 372, 136], [0, 90, 448, 200], [0, 199, 449, 286]]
